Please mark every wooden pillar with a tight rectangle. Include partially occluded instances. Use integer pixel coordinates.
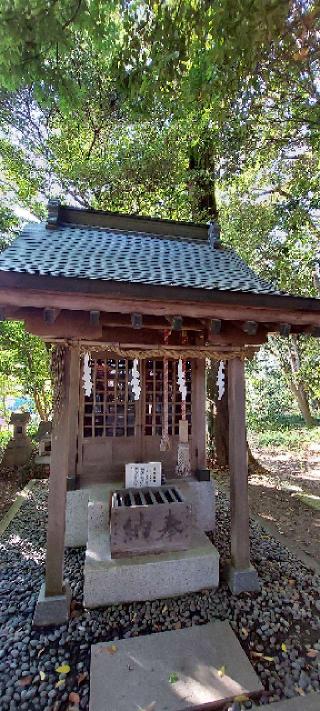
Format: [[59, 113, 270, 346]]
[[45, 344, 79, 597], [226, 357, 259, 593], [67, 347, 81, 489], [192, 359, 207, 472]]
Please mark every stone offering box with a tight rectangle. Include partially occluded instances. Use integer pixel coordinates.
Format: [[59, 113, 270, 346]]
[[110, 485, 191, 558]]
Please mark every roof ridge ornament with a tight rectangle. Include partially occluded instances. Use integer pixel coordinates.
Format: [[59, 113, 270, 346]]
[[46, 199, 61, 230], [208, 220, 222, 249]]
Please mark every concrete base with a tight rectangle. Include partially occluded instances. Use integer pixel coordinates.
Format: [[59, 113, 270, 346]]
[[83, 499, 219, 607], [33, 582, 71, 627], [226, 563, 260, 595], [65, 477, 216, 548], [89, 620, 263, 711]]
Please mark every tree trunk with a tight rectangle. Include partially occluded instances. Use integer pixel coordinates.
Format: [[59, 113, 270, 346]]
[[288, 335, 315, 427], [288, 380, 315, 427], [33, 390, 48, 421]]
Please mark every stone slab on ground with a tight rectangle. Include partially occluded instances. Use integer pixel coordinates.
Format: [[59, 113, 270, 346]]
[[84, 499, 219, 606], [89, 620, 263, 711], [253, 692, 320, 710], [65, 487, 91, 547]]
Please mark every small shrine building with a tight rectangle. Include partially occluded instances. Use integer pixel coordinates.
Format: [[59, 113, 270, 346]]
[[0, 201, 319, 625]]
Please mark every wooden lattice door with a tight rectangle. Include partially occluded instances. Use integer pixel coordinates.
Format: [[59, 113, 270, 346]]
[[78, 355, 197, 485], [79, 355, 143, 482], [142, 359, 192, 475]]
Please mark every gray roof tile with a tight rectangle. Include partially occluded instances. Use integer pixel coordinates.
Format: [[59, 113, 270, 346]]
[[0, 221, 280, 295]]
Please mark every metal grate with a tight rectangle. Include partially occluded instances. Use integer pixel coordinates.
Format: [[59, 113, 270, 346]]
[[112, 486, 182, 509]]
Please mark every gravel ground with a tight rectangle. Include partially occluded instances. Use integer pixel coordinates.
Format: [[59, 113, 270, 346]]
[[0, 480, 320, 711]]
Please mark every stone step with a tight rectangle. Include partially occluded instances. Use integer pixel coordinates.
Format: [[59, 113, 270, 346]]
[[89, 620, 263, 711]]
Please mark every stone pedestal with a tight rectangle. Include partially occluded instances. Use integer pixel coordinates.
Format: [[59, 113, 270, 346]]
[[225, 562, 260, 595], [33, 582, 71, 627]]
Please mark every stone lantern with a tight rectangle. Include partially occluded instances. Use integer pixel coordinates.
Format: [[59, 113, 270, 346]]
[[1, 412, 33, 468]]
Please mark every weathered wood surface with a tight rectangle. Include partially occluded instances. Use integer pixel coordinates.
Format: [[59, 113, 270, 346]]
[[1, 283, 320, 327], [45, 345, 78, 596], [192, 359, 206, 470], [24, 310, 102, 339], [228, 357, 250, 570]]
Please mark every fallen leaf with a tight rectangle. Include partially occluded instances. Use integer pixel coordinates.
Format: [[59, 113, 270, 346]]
[[168, 672, 179, 684], [71, 609, 81, 619], [234, 695, 249, 703], [37, 648, 45, 658], [218, 665, 225, 678], [281, 643, 287, 652], [241, 627, 249, 639], [39, 670, 46, 681], [19, 676, 32, 687], [307, 649, 318, 659], [105, 644, 117, 655], [55, 679, 65, 688], [70, 600, 82, 612], [174, 622, 181, 630], [162, 605, 168, 614], [293, 48, 309, 61], [69, 692, 80, 704], [77, 671, 88, 684], [251, 652, 275, 662], [55, 663, 71, 674]]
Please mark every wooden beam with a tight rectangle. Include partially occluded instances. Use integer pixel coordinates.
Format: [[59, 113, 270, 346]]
[[102, 313, 202, 331], [209, 319, 222, 335], [44, 308, 60, 325], [3, 270, 320, 314], [58, 205, 209, 240], [228, 357, 250, 570], [131, 312, 143, 329], [89, 310, 100, 326], [242, 320, 258, 335], [206, 324, 268, 346], [100, 327, 186, 345], [279, 323, 291, 337], [1, 286, 320, 327], [167, 315, 183, 331], [45, 345, 78, 597], [310, 326, 320, 337], [24, 311, 102, 339]]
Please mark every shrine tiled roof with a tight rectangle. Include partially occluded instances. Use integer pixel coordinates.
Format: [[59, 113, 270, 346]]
[[0, 209, 280, 295]]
